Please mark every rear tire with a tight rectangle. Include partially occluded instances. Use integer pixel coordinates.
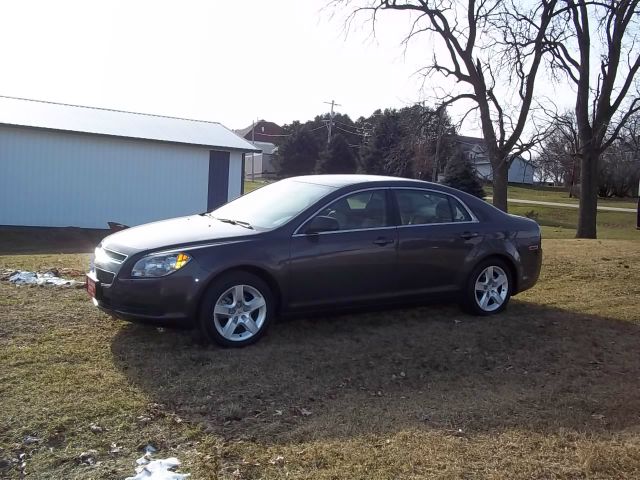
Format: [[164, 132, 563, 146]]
[[462, 258, 512, 315], [199, 271, 274, 347]]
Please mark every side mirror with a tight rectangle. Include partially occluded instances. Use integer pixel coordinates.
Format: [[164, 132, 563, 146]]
[[304, 215, 339, 234]]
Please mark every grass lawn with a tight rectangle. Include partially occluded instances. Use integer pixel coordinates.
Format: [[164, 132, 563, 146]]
[[243, 180, 270, 194], [1, 229, 640, 478], [507, 204, 639, 240], [484, 184, 638, 210]]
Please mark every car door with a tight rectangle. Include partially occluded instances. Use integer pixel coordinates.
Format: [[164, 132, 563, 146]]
[[288, 188, 398, 309], [393, 188, 481, 295]]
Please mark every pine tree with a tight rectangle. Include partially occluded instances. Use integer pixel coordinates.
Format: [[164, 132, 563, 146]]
[[316, 134, 356, 174], [443, 150, 486, 198], [273, 126, 319, 177], [360, 110, 403, 175]]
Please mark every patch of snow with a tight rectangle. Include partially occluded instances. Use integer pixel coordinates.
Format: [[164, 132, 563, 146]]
[[8, 271, 84, 287], [143, 445, 157, 455], [125, 453, 189, 480]]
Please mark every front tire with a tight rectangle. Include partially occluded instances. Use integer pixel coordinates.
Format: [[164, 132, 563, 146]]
[[462, 258, 512, 315], [199, 271, 274, 347]]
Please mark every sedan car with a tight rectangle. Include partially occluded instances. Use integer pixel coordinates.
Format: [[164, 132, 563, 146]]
[[87, 175, 541, 347]]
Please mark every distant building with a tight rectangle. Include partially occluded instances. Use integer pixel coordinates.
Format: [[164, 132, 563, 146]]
[[455, 135, 535, 185], [235, 120, 284, 144], [244, 141, 278, 179], [235, 120, 284, 178], [0, 96, 258, 228]]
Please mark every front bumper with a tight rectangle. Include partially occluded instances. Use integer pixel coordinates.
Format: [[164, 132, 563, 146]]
[[87, 270, 197, 323]]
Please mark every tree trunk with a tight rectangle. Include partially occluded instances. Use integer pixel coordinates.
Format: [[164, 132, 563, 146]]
[[491, 159, 509, 212], [576, 149, 599, 238]]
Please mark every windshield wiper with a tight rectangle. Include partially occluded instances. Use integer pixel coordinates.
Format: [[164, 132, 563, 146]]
[[212, 217, 254, 230]]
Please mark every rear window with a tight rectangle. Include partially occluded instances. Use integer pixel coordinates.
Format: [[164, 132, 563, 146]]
[[395, 189, 473, 225]]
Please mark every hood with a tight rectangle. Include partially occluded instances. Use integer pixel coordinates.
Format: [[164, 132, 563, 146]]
[[101, 214, 260, 255]]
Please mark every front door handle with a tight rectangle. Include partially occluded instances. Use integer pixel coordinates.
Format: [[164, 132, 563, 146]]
[[460, 232, 479, 240], [373, 237, 394, 246]]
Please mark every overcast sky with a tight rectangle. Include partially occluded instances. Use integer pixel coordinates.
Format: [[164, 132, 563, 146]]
[[0, 0, 568, 135]]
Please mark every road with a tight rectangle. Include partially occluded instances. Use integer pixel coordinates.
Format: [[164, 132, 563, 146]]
[[485, 197, 636, 213]]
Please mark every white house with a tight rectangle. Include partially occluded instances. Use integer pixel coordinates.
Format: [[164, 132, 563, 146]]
[[455, 135, 535, 184], [0, 96, 259, 229]]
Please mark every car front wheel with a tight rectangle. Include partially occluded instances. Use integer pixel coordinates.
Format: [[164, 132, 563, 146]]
[[199, 271, 274, 347], [463, 258, 512, 315]]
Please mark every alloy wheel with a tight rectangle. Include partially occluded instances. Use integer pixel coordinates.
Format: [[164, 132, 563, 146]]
[[474, 265, 509, 312], [213, 284, 267, 342]]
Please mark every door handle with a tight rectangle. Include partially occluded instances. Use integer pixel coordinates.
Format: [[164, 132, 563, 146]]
[[460, 232, 479, 240], [373, 237, 394, 246]]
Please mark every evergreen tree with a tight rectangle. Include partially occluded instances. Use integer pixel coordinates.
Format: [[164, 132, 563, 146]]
[[316, 134, 357, 174], [360, 110, 403, 175], [443, 150, 486, 198], [273, 125, 319, 177], [359, 106, 456, 179]]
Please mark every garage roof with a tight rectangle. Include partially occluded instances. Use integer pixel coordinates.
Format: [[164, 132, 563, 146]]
[[0, 96, 260, 152]]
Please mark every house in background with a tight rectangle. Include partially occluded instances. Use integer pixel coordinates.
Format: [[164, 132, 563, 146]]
[[244, 141, 279, 179], [236, 120, 284, 143], [235, 120, 284, 179], [455, 135, 535, 185], [0, 96, 259, 229]]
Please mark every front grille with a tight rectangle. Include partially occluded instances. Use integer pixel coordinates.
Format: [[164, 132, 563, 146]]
[[95, 268, 115, 284]]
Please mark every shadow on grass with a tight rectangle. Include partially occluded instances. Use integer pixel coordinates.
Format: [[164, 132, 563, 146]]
[[0, 226, 108, 255], [111, 300, 640, 444]]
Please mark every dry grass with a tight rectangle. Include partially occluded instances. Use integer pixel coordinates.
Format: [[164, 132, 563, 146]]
[[1, 238, 639, 479]]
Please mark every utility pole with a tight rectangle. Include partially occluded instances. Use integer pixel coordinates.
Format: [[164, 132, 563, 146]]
[[323, 100, 341, 145]]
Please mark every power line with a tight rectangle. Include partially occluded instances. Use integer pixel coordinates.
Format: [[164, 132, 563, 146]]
[[248, 132, 292, 137], [334, 119, 365, 130], [335, 125, 367, 136]]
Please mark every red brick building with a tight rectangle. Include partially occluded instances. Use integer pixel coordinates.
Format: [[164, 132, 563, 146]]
[[235, 120, 284, 144]]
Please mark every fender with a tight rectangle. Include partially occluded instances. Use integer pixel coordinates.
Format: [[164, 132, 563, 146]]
[[455, 230, 522, 291]]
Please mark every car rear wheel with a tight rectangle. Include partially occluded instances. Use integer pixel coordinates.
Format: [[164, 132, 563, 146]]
[[463, 258, 512, 315], [199, 271, 274, 347]]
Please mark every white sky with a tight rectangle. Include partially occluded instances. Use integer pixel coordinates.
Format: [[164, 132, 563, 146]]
[[0, 0, 569, 134]]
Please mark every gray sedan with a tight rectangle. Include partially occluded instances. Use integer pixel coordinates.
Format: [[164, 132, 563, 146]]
[[87, 175, 542, 347]]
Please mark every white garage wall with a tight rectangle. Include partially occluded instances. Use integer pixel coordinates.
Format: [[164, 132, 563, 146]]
[[0, 125, 211, 228]]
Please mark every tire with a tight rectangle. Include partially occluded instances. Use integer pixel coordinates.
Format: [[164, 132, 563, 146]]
[[462, 258, 513, 316], [198, 271, 275, 347]]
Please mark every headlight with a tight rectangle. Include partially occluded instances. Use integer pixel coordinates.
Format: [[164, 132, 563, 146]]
[[94, 246, 111, 265], [131, 252, 191, 278]]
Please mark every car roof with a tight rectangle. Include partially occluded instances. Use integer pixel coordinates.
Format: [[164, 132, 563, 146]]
[[289, 174, 436, 188]]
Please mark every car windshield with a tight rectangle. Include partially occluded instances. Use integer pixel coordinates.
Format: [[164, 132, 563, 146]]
[[210, 179, 334, 230]]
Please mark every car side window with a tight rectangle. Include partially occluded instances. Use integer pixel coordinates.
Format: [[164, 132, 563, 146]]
[[395, 190, 471, 225], [315, 190, 388, 230], [449, 197, 472, 222]]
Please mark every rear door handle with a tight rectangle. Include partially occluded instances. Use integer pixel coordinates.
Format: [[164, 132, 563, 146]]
[[373, 237, 394, 246], [460, 232, 479, 240]]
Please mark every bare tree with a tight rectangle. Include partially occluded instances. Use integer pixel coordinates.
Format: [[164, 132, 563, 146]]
[[333, 0, 559, 211], [598, 112, 640, 197], [546, 0, 640, 237], [535, 112, 580, 190]]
